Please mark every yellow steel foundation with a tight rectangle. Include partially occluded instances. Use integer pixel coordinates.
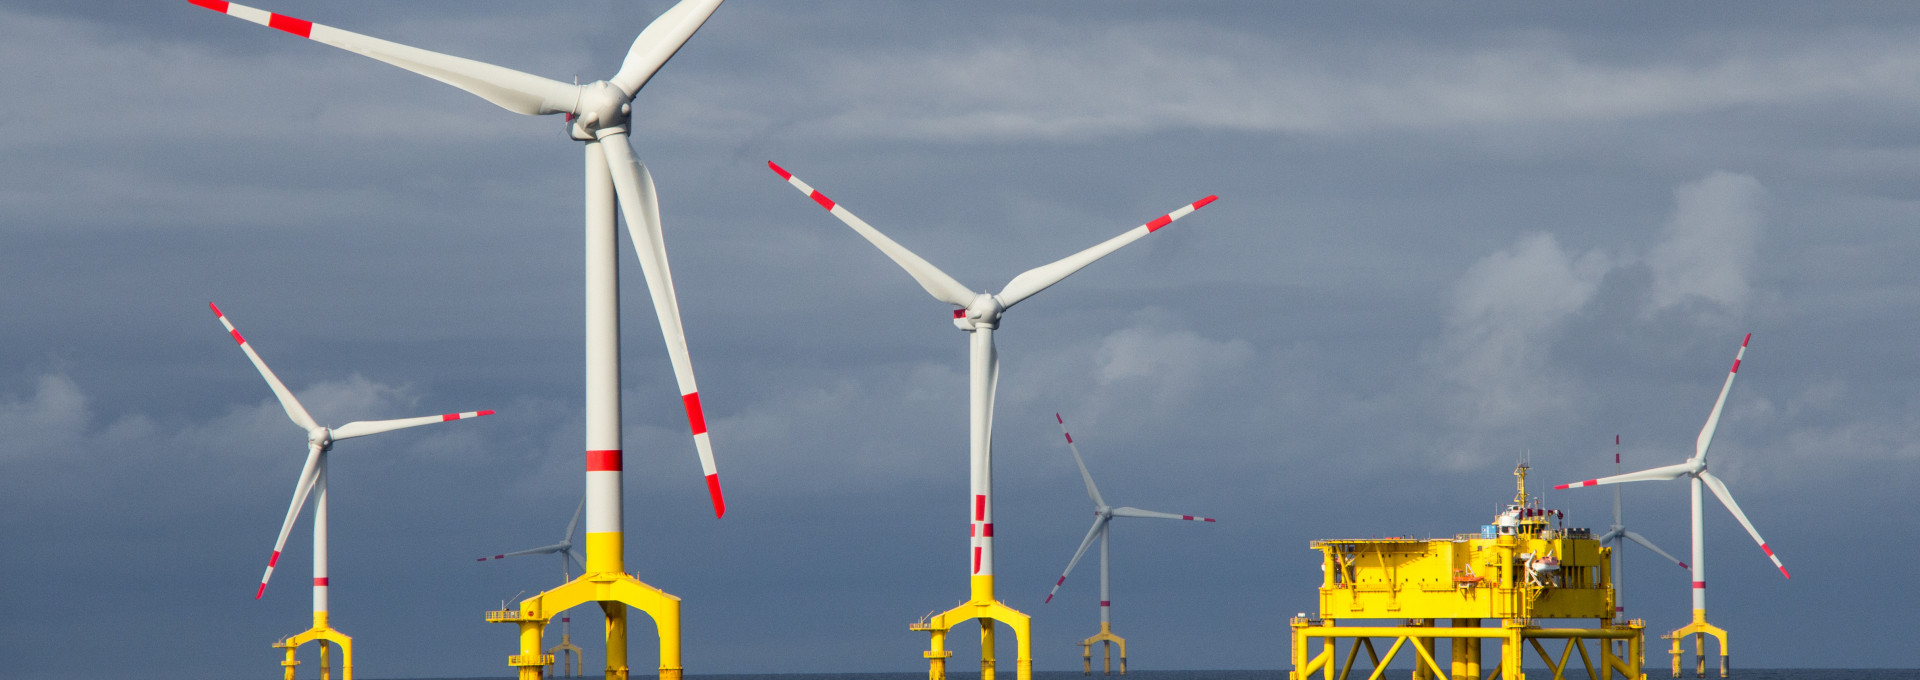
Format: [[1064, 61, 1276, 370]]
[[275, 612, 353, 680], [910, 575, 1033, 680], [1662, 610, 1727, 678], [1079, 622, 1126, 675], [1289, 464, 1647, 680], [489, 532, 682, 680], [549, 618, 586, 678]]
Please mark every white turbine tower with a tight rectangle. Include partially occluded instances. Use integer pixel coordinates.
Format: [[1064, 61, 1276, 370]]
[[1554, 334, 1788, 677], [477, 499, 588, 582], [191, 2, 730, 676], [1044, 413, 1214, 676], [769, 161, 1216, 680], [213, 303, 494, 680]]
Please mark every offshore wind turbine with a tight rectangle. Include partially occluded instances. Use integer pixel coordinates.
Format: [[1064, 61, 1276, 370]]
[[1554, 335, 1789, 678], [1044, 414, 1214, 676], [212, 303, 494, 680], [190, 2, 730, 677], [477, 499, 588, 583], [769, 161, 1216, 680]]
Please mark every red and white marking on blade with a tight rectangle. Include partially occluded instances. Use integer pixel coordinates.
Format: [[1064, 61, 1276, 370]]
[[188, 0, 314, 39]]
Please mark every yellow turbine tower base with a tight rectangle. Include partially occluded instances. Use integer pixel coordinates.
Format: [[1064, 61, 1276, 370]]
[[1079, 622, 1126, 675], [489, 534, 683, 680], [910, 575, 1033, 680], [275, 612, 353, 680], [1663, 609, 1728, 678]]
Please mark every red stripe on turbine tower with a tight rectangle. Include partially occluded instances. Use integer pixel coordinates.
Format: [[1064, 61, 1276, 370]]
[[267, 13, 312, 37], [973, 548, 982, 574], [683, 392, 707, 435], [586, 449, 623, 471]]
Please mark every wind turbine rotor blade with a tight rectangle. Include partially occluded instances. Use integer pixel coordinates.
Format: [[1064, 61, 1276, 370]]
[[1055, 413, 1106, 508], [1112, 506, 1216, 522], [767, 162, 975, 307], [330, 409, 494, 441], [476, 544, 567, 561], [608, 0, 724, 96], [564, 497, 584, 542], [258, 442, 324, 599], [1621, 529, 1688, 569], [1553, 461, 1694, 489], [996, 195, 1218, 309], [1046, 516, 1108, 603], [188, 0, 580, 116], [604, 140, 724, 518], [569, 549, 587, 571], [1695, 333, 1750, 462], [1699, 471, 1789, 578], [210, 303, 318, 432]]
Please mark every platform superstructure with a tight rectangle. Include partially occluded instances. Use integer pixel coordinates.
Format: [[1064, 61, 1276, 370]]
[[1290, 463, 1645, 680]]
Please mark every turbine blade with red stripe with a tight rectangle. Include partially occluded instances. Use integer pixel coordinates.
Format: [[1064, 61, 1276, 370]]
[[1056, 413, 1106, 509], [768, 161, 975, 307], [259, 442, 323, 599], [996, 195, 1218, 309], [211, 303, 318, 432], [606, 138, 724, 517], [1694, 333, 1750, 463], [609, 0, 724, 97], [1046, 516, 1108, 603], [186, 0, 579, 116], [1699, 471, 1789, 578], [1621, 529, 1688, 569], [329, 409, 494, 441], [1553, 461, 1694, 490], [1112, 506, 1216, 522]]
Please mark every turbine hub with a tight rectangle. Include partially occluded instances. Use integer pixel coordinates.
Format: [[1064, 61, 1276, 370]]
[[308, 427, 333, 448], [570, 80, 631, 140], [953, 293, 1004, 330]]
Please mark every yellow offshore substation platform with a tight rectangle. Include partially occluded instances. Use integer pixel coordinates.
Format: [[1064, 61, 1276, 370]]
[[1290, 463, 1646, 680]]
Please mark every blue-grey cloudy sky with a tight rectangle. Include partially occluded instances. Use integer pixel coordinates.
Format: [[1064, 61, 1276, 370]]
[[5, 1, 1918, 677]]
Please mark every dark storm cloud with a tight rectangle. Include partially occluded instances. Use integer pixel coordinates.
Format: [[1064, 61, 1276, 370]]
[[6, 1, 1920, 678]]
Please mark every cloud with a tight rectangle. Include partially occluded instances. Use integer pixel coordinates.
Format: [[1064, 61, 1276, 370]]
[[659, 18, 1920, 142], [1429, 232, 1610, 441], [1646, 172, 1766, 315]]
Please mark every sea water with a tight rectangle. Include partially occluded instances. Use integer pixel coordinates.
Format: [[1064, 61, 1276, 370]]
[[388, 671, 1920, 680]]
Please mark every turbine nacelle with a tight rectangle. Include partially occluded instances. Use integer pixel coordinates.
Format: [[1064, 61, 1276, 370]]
[[306, 427, 333, 449]]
